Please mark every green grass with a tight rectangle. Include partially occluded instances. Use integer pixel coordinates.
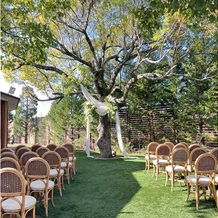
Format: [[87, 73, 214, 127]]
[[35, 151, 218, 218]]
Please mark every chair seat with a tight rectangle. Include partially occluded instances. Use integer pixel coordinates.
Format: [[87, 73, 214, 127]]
[[153, 159, 168, 166], [166, 165, 185, 173], [61, 162, 73, 168], [2, 195, 36, 211], [50, 169, 64, 177], [145, 154, 156, 160], [186, 175, 211, 185], [30, 180, 54, 190]]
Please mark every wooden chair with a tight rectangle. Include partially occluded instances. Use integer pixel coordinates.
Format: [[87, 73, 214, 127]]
[[1, 151, 19, 161], [42, 151, 65, 196], [179, 142, 189, 148], [0, 168, 36, 218], [173, 143, 188, 152], [46, 143, 58, 151], [152, 144, 171, 180], [25, 157, 55, 217], [0, 147, 13, 154], [210, 148, 218, 173], [185, 153, 217, 210], [0, 157, 21, 171], [63, 143, 77, 175], [188, 144, 201, 155], [145, 142, 159, 171], [31, 144, 42, 152], [55, 146, 73, 184], [165, 148, 189, 191], [36, 147, 49, 157]]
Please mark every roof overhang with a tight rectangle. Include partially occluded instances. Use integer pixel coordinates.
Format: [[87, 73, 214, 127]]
[[0, 92, 20, 111]]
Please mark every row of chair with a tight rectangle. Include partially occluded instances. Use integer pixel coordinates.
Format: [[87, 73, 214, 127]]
[[145, 141, 218, 210], [0, 143, 77, 217]]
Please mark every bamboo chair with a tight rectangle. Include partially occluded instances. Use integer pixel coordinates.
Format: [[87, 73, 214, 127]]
[[188, 144, 201, 155], [31, 144, 42, 152], [25, 157, 55, 217], [145, 142, 159, 171], [0, 147, 13, 154], [46, 143, 58, 151], [55, 146, 72, 184], [152, 144, 171, 180], [165, 148, 189, 191], [185, 153, 217, 210], [36, 147, 49, 157], [63, 143, 77, 175], [0, 168, 36, 218], [42, 151, 65, 196], [187, 147, 207, 175], [0, 157, 21, 171], [1, 151, 19, 161]]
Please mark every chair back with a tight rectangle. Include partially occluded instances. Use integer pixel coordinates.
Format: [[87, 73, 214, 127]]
[[195, 153, 217, 175], [42, 151, 61, 168], [62, 143, 75, 155], [211, 148, 218, 161], [14, 145, 26, 155], [16, 147, 30, 162], [171, 148, 189, 165], [164, 142, 174, 151], [179, 142, 189, 148], [1, 152, 18, 161], [20, 151, 39, 172], [46, 144, 58, 151], [55, 147, 69, 162], [0, 168, 26, 198], [36, 147, 49, 157], [155, 144, 171, 159], [173, 143, 188, 151], [146, 142, 159, 155], [0, 148, 13, 154], [189, 147, 206, 165], [0, 157, 20, 170], [31, 144, 42, 152], [188, 144, 201, 154]]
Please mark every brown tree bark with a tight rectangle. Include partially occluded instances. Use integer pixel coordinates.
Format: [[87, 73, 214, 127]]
[[97, 114, 112, 158]]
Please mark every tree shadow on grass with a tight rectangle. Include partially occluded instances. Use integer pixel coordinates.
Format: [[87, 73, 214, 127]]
[[36, 151, 143, 218]]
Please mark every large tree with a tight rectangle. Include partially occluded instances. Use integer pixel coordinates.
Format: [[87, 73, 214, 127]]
[[13, 86, 38, 143], [1, 0, 217, 157]]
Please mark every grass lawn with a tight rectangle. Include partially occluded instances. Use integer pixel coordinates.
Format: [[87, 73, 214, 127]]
[[35, 150, 218, 218]]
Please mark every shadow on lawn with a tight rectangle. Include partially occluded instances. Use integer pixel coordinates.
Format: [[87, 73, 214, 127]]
[[36, 150, 144, 218]]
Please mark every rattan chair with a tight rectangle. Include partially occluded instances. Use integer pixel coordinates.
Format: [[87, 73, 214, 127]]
[[210, 148, 218, 173], [0, 157, 21, 171], [152, 144, 171, 180], [63, 143, 77, 175], [165, 148, 189, 191], [46, 143, 58, 151], [42, 151, 65, 196], [20, 151, 39, 174], [25, 157, 55, 217], [185, 153, 217, 210], [187, 147, 206, 175], [36, 147, 49, 157], [16, 147, 31, 163], [0, 168, 36, 218], [164, 142, 174, 151], [31, 144, 42, 152], [14, 145, 26, 155], [55, 146, 72, 184], [1, 151, 19, 161], [173, 143, 188, 152], [145, 142, 159, 171], [180, 142, 189, 148], [188, 144, 201, 155], [0, 147, 13, 154]]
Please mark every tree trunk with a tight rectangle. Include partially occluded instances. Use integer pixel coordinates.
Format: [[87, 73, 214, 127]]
[[97, 114, 112, 158]]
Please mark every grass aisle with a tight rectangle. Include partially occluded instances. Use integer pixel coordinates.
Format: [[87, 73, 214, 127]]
[[36, 151, 218, 218]]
